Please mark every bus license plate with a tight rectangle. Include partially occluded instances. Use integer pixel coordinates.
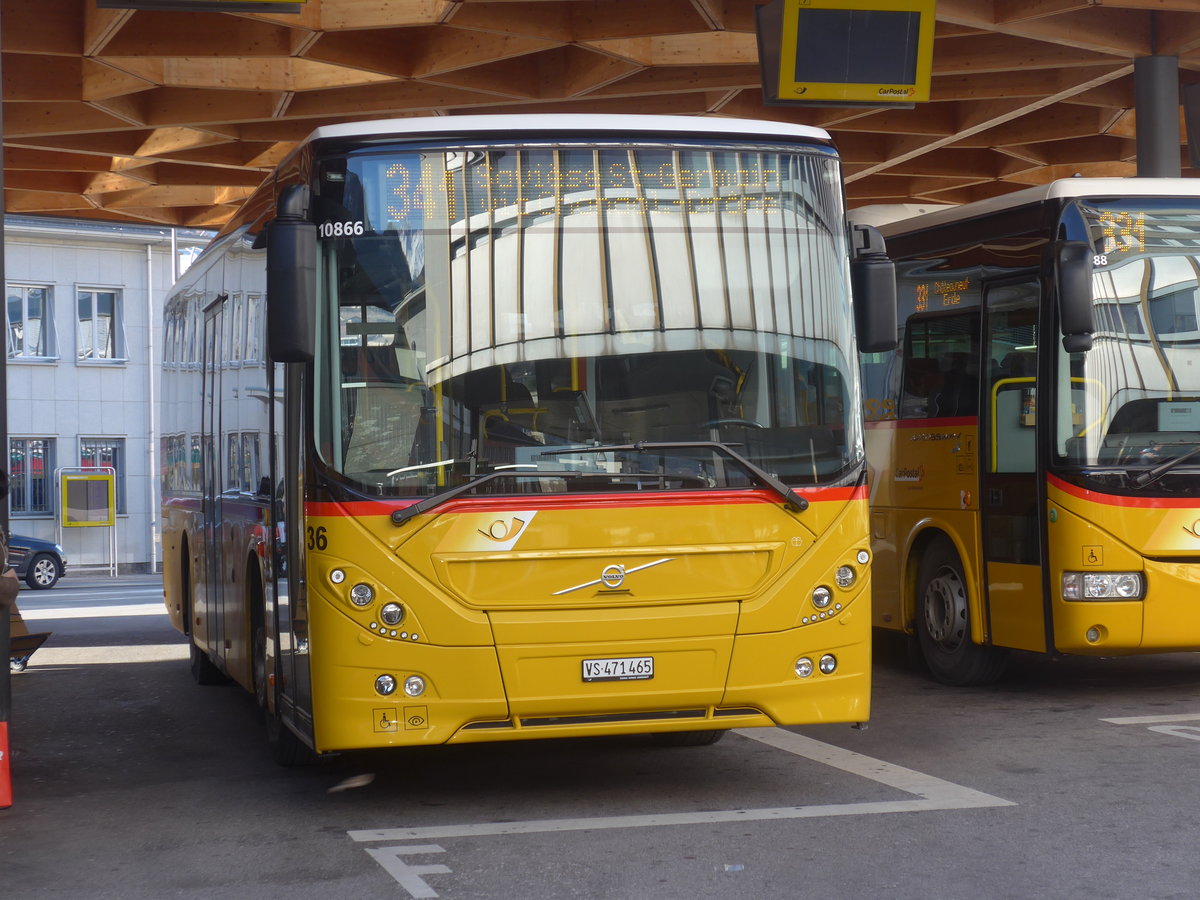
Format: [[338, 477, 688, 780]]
[[582, 656, 654, 682]]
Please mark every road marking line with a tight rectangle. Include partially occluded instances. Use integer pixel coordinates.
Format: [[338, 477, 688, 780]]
[[20, 604, 167, 620], [1101, 713, 1200, 725], [348, 728, 1014, 843]]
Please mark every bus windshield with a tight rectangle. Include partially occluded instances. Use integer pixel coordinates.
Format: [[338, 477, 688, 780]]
[[1058, 199, 1200, 473], [313, 141, 861, 497]]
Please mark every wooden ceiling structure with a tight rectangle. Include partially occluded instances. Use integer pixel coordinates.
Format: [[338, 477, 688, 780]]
[[4, 0, 1200, 228]]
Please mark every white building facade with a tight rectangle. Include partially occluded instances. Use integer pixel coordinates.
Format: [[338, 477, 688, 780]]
[[5, 216, 212, 574]]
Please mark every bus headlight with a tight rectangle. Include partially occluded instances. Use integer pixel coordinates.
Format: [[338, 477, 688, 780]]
[[374, 674, 397, 695], [350, 583, 375, 606], [1062, 572, 1144, 600], [380, 602, 405, 626], [835, 566, 856, 589], [812, 586, 833, 609], [404, 676, 426, 697], [819, 654, 838, 675], [795, 657, 814, 678]]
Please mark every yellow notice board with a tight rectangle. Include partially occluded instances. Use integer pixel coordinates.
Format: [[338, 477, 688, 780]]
[[61, 474, 115, 528], [757, 0, 936, 106]]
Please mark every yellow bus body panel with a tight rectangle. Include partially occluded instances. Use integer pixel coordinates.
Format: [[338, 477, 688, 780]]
[[1047, 479, 1200, 654], [304, 492, 871, 751]]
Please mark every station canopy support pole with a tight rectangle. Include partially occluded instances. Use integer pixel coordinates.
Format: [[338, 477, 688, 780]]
[[1135, 55, 1181, 178]]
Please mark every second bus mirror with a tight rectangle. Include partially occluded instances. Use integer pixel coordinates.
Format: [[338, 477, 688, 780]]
[[1056, 240, 1094, 353], [267, 185, 317, 363], [850, 224, 898, 354]]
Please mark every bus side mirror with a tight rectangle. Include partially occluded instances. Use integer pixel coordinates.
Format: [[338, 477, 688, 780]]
[[267, 184, 317, 363], [1056, 240, 1094, 353], [850, 224, 898, 353]]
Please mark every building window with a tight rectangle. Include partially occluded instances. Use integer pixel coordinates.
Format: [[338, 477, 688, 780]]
[[7, 285, 54, 359], [77, 288, 124, 360], [9, 438, 56, 515], [80, 437, 126, 513]]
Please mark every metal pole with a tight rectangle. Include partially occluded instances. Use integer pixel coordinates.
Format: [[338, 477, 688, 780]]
[[0, 7, 13, 806], [1135, 55, 1181, 177]]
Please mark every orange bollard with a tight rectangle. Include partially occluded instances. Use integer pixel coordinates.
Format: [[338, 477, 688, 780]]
[[0, 721, 11, 808]]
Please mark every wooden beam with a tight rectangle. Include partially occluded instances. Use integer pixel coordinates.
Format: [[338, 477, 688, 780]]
[[585, 64, 759, 98], [82, 59, 158, 102], [3, 54, 82, 101], [96, 11, 294, 57], [3, 102, 139, 137], [846, 62, 1133, 181], [583, 31, 757, 66], [285, 80, 505, 118], [317, 0, 453, 30], [932, 33, 1127, 75], [0, 0, 81, 55], [536, 46, 644, 98]]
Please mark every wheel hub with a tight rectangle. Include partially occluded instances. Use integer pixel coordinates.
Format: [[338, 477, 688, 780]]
[[924, 567, 968, 649]]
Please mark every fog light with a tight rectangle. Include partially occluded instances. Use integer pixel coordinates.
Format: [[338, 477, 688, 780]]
[[835, 566, 856, 589], [819, 654, 837, 674], [330, 569, 346, 584], [795, 657, 814, 678], [404, 675, 426, 697], [350, 583, 375, 606], [380, 602, 405, 626], [856, 549, 870, 565], [1086, 627, 1102, 644], [812, 586, 832, 609], [374, 674, 397, 696]]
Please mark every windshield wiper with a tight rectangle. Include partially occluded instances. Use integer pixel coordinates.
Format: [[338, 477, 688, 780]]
[[391, 441, 812, 525], [390, 469, 535, 525], [1132, 444, 1200, 488], [537, 441, 809, 512]]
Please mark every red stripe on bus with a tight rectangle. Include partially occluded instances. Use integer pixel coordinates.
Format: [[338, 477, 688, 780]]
[[1048, 473, 1200, 509], [864, 417, 978, 429], [306, 485, 866, 518]]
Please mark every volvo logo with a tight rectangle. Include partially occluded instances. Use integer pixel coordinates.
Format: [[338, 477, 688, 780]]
[[601, 565, 626, 589], [1185, 519, 1200, 539], [553, 558, 675, 595]]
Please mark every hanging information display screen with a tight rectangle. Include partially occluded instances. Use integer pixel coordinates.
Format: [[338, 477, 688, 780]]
[[756, 0, 936, 106]]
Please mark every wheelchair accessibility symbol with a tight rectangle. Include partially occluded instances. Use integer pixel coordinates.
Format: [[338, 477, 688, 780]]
[[373, 708, 398, 733]]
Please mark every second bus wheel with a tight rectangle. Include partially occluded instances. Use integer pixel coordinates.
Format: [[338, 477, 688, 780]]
[[914, 539, 1007, 686]]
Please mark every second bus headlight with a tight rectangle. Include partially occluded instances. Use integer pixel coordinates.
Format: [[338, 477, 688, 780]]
[[380, 603, 406, 626], [1062, 572, 1144, 600], [350, 583, 375, 606]]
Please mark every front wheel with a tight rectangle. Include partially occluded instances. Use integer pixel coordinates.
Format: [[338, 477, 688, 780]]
[[25, 553, 61, 589], [254, 620, 313, 766], [650, 729, 727, 747], [914, 539, 1007, 685]]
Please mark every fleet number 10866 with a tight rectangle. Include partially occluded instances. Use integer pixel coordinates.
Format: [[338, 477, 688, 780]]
[[318, 220, 366, 238]]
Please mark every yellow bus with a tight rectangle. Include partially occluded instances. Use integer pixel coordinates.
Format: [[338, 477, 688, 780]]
[[161, 115, 896, 761], [859, 179, 1200, 684]]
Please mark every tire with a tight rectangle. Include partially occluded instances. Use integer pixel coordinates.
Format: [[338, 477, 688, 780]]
[[914, 539, 1008, 686], [25, 553, 61, 590], [650, 729, 727, 747], [254, 617, 313, 766]]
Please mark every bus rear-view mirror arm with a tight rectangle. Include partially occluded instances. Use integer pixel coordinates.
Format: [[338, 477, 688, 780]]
[[850, 223, 898, 354], [1055, 240, 1095, 353], [267, 184, 317, 363]]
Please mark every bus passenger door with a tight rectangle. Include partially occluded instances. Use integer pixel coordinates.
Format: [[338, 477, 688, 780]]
[[200, 297, 226, 662], [981, 281, 1047, 652]]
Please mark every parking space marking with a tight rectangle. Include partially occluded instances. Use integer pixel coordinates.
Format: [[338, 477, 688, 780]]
[[1101, 713, 1200, 725], [349, 727, 1014, 844]]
